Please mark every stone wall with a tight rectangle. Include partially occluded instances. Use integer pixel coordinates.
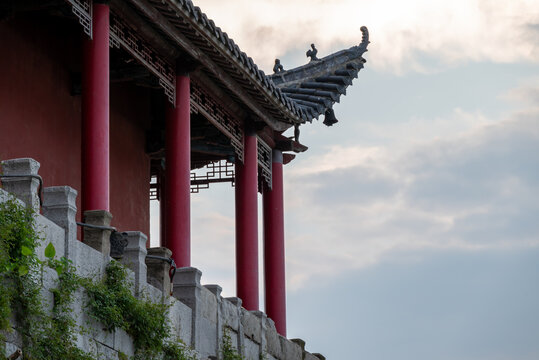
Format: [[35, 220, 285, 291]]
[[0, 158, 324, 360]]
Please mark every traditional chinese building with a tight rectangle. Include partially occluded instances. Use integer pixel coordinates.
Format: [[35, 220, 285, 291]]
[[0, 0, 368, 340]]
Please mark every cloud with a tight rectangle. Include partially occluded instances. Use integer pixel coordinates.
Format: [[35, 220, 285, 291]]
[[502, 77, 539, 106], [283, 109, 539, 290], [195, 0, 539, 73], [181, 106, 539, 293], [191, 211, 237, 291], [287, 248, 539, 360]]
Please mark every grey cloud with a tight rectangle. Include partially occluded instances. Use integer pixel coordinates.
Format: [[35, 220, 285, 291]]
[[290, 165, 400, 206], [403, 115, 539, 212], [283, 112, 539, 282]]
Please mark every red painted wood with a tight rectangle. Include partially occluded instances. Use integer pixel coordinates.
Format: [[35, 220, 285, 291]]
[[0, 17, 151, 240], [0, 17, 82, 206], [263, 150, 286, 336], [165, 75, 191, 267], [235, 132, 259, 311], [109, 83, 151, 242], [82, 3, 110, 212]]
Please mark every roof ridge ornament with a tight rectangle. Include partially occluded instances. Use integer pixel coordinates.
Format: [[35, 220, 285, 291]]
[[273, 59, 285, 74], [358, 26, 370, 52], [306, 43, 319, 62]]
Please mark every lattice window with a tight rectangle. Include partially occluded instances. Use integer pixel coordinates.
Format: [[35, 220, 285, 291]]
[[257, 137, 272, 190], [65, 0, 93, 38], [190, 83, 244, 163], [109, 12, 176, 104], [190, 160, 235, 193], [150, 175, 159, 200]]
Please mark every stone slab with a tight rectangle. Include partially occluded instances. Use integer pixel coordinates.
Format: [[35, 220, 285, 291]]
[[244, 337, 260, 360], [242, 309, 262, 344], [280, 336, 302, 360]]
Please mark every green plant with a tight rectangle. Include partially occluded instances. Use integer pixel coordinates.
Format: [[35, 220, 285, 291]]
[[0, 198, 43, 345], [162, 339, 197, 360], [0, 198, 194, 359], [85, 261, 172, 357], [0, 198, 93, 359], [221, 328, 245, 360]]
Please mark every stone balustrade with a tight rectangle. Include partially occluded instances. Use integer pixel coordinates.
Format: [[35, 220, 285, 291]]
[[0, 158, 324, 360]]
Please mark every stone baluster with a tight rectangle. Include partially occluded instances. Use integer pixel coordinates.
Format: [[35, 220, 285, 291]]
[[225, 297, 244, 357], [42, 186, 78, 258], [204, 285, 223, 357], [82, 209, 113, 256], [1, 158, 41, 212], [146, 247, 173, 294], [173, 267, 203, 350], [120, 232, 148, 295]]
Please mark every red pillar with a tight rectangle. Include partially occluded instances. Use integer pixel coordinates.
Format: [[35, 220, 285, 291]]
[[82, 3, 110, 213], [263, 149, 286, 336], [165, 75, 191, 268], [235, 129, 259, 311]]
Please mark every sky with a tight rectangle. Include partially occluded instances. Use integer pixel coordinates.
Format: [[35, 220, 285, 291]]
[[152, 1, 539, 358]]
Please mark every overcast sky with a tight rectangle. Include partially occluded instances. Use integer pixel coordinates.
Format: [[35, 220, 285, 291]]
[[152, 1, 539, 358]]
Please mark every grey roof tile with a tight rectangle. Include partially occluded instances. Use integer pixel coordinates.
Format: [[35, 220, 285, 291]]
[[155, 0, 368, 126], [268, 26, 369, 124]]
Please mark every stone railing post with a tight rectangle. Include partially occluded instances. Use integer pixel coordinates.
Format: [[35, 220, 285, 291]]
[[42, 186, 78, 258], [280, 336, 302, 360], [264, 317, 282, 359], [82, 209, 113, 255], [226, 297, 245, 356], [173, 267, 202, 350], [291, 338, 306, 359], [253, 311, 268, 359], [1, 158, 41, 212], [120, 232, 148, 295], [146, 247, 173, 294], [204, 285, 223, 357]]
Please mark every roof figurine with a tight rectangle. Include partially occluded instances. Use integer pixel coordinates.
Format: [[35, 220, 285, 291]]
[[270, 26, 369, 127], [273, 59, 285, 74], [306, 43, 319, 62]]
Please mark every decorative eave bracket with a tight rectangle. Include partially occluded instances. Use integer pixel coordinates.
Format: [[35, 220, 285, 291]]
[[65, 0, 176, 104], [257, 136, 272, 190], [66, 0, 93, 39], [109, 11, 176, 104]]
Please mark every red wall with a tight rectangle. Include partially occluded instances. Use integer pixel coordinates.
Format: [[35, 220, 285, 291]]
[[0, 15, 151, 240], [110, 83, 151, 238]]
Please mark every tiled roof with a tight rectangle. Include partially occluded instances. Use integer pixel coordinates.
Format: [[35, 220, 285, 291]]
[[270, 27, 370, 125], [134, 0, 368, 128]]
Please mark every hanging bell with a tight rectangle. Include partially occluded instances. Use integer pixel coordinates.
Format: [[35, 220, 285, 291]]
[[323, 108, 338, 126]]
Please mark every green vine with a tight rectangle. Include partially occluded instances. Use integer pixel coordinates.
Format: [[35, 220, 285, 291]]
[[0, 198, 93, 360], [85, 261, 171, 356], [221, 329, 245, 360], [0, 198, 43, 344], [0, 198, 194, 359], [161, 339, 197, 360], [84, 261, 197, 359]]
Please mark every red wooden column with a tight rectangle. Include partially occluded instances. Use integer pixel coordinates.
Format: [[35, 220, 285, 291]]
[[263, 149, 286, 336], [235, 128, 259, 311], [82, 2, 110, 213], [165, 75, 191, 267]]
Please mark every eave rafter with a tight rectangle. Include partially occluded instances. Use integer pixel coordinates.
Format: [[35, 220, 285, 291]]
[[127, 0, 294, 131], [160, 0, 300, 126]]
